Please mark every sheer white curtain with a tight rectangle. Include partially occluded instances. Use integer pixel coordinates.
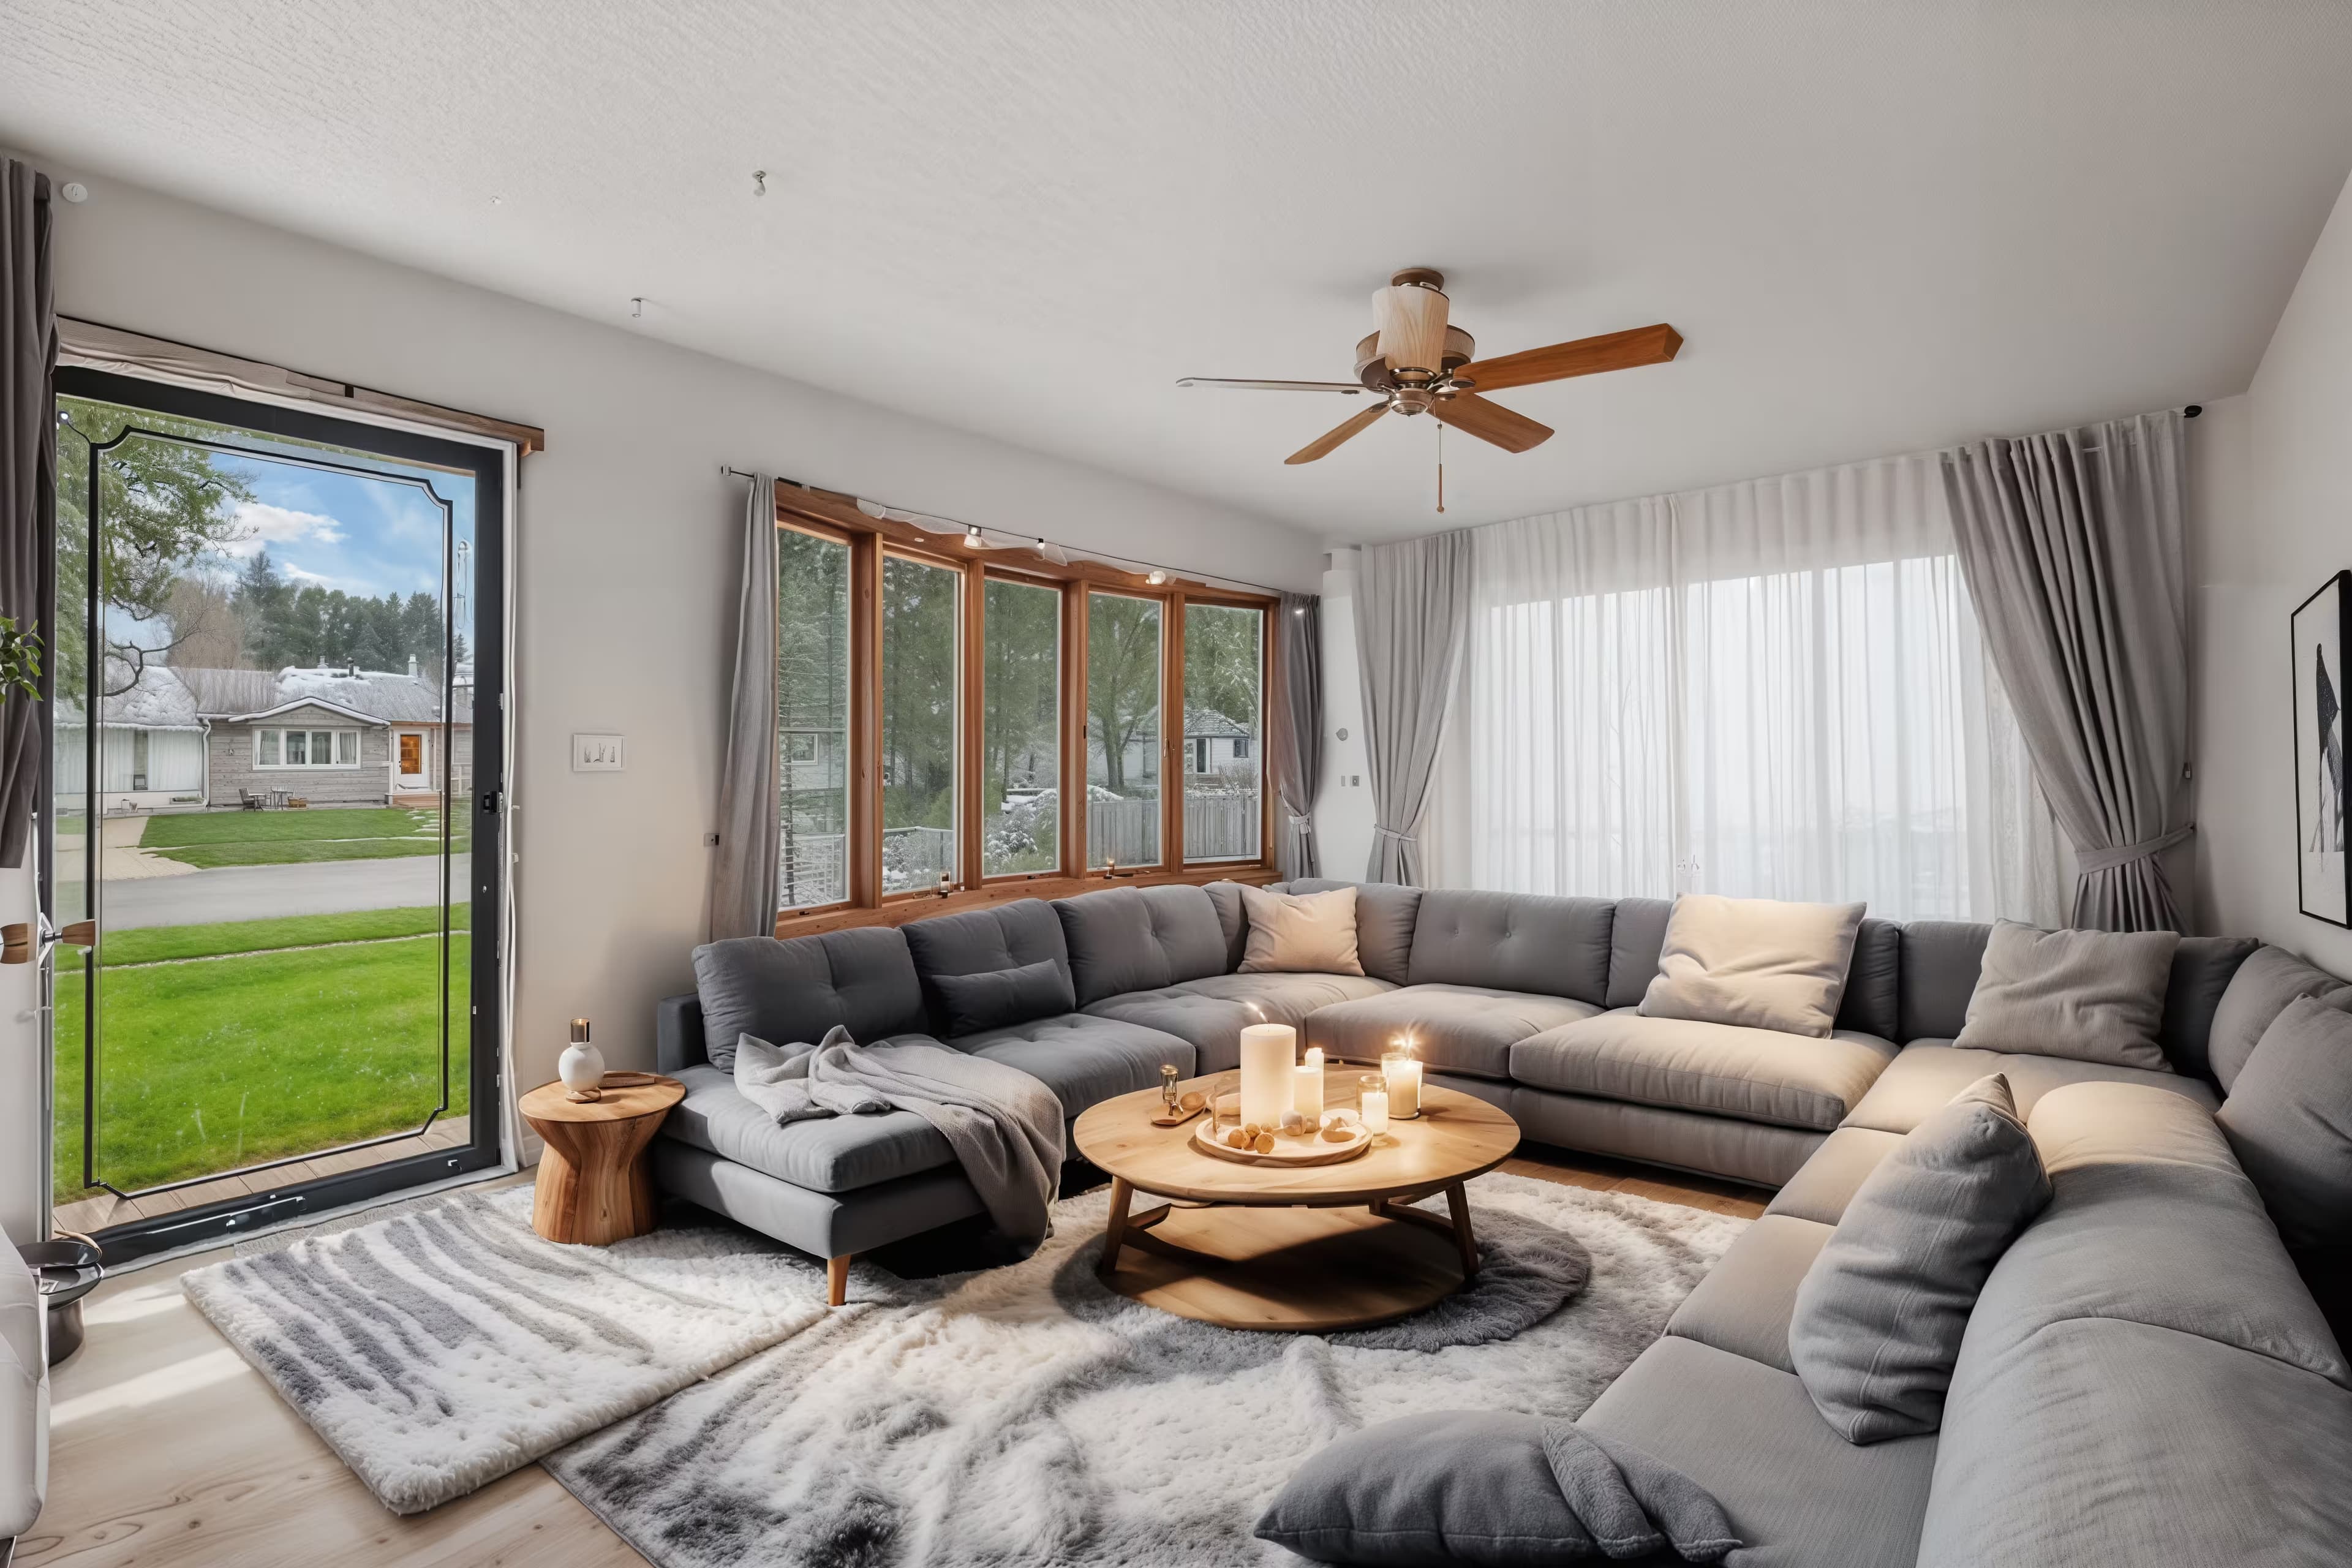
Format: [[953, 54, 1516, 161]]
[[1425, 453, 2065, 924]]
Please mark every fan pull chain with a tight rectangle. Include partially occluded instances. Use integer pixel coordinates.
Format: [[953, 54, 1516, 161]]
[[1436, 421, 1446, 513]]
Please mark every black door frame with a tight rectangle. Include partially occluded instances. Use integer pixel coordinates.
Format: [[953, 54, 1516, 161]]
[[48, 367, 508, 1262]]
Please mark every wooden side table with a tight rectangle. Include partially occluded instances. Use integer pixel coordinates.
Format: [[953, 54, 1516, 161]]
[[520, 1070, 686, 1245]]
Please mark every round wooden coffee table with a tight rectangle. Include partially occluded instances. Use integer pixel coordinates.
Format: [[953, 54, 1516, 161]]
[[1071, 1065, 1520, 1332], [520, 1071, 685, 1245]]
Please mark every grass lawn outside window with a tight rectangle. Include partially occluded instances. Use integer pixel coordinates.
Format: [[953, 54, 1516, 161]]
[[52, 904, 471, 1202], [135, 806, 470, 867]]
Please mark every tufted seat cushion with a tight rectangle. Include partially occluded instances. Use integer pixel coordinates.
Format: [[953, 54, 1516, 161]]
[[662, 1058, 957, 1193], [1088, 972, 1394, 1072], [1305, 984, 1602, 1080], [1841, 1042, 2215, 1137], [952, 1012, 1196, 1117]]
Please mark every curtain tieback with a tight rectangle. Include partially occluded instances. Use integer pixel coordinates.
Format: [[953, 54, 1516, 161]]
[[2075, 825, 2195, 875], [1371, 826, 1415, 843], [1286, 814, 1314, 832]]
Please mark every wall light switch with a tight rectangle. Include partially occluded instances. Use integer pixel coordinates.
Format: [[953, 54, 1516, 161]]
[[572, 733, 625, 772]]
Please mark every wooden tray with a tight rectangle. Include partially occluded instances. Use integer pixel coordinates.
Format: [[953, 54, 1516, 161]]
[[1191, 1116, 1371, 1167]]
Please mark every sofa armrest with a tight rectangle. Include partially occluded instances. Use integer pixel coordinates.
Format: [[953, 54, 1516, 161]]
[[656, 992, 707, 1074]]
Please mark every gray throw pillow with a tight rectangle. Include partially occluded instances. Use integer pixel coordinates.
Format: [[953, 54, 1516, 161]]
[[1638, 894, 1867, 1037], [2217, 995, 2352, 1250], [2206, 944, 2352, 1094], [1790, 1074, 2052, 1444], [927, 957, 1075, 1038], [1950, 920, 2179, 1071]]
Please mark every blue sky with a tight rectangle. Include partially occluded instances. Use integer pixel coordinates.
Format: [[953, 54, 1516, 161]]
[[207, 451, 474, 607]]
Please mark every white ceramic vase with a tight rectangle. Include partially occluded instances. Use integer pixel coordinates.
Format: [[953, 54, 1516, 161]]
[[559, 1018, 605, 1099]]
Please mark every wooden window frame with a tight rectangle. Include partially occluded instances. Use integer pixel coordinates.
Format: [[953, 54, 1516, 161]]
[[768, 484, 1281, 937]]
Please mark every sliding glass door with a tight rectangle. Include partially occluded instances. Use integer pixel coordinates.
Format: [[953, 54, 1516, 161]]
[[45, 369, 505, 1261]]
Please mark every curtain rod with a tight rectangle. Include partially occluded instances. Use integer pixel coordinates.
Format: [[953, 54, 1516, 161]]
[[719, 464, 1305, 603]]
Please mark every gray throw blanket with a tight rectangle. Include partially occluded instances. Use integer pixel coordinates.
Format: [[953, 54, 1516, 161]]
[[734, 1027, 1066, 1246], [1540, 1422, 1742, 1562]]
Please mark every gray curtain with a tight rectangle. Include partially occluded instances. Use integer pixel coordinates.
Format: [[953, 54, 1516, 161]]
[[1268, 592, 1321, 878], [1355, 531, 1472, 884], [706, 473, 782, 940], [1943, 410, 2190, 932], [0, 160, 53, 870]]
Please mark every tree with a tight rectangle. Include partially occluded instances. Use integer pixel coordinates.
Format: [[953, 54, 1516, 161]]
[[56, 397, 255, 694], [1087, 595, 1161, 794], [161, 574, 249, 670]]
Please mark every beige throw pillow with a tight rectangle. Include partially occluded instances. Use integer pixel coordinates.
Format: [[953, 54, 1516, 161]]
[[1951, 919, 2179, 1071], [1239, 884, 1365, 976], [1639, 894, 1868, 1037]]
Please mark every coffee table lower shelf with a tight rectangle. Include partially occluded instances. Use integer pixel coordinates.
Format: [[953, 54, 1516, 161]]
[[1096, 1176, 1480, 1333]]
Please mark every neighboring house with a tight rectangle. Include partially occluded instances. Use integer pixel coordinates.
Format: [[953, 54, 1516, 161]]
[[1100, 705, 1254, 788], [56, 661, 473, 813]]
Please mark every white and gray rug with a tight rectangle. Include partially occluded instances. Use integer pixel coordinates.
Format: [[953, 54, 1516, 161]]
[[182, 1171, 1746, 1554], [545, 1175, 1747, 1568]]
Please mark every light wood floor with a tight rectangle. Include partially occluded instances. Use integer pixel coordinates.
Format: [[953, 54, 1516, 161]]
[[17, 1150, 1765, 1568]]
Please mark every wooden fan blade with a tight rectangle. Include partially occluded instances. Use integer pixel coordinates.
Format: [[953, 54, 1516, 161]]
[[1178, 378, 1372, 394], [1284, 401, 1390, 465], [1453, 323, 1683, 393], [1429, 393, 1553, 453]]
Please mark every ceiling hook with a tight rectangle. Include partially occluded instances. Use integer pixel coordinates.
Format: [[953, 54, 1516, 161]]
[[753, 170, 767, 197]]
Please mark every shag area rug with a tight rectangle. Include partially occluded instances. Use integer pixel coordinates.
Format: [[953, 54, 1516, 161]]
[[543, 1173, 1748, 1567]]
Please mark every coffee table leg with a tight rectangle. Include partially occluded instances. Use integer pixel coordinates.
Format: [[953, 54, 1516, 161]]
[[1099, 1176, 1136, 1277], [1445, 1182, 1479, 1279]]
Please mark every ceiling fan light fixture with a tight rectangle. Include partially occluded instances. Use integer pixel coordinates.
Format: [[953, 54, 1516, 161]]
[[1373, 276, 1449, 381]]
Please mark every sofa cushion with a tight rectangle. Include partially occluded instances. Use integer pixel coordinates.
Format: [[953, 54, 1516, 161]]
[[1951, 921, 2177, 1071], [1408, 888, 1615, 1005], [1204, 881, 1250, 971], [2207, 943, 2352, 1093], [660, 1061, 956, 1193], [1510, 1011, 1899, 1132], [901, 900, 1073, 1033], [1238, 883, 1363, 975], [1640, 895, 1868, 1038], [1306, 985, 1602, 1082], [1250, 1411, 1599, 1567], [1578, 1336, 1940, 1568], [2216, 995, 2352, 1251], [1604, 895, 1674, 1009], [1841, 1041, 2215, 1136], [692, 927, 927, 1071], [1052, 884, 1230, 1006], [927, 959, 1076, 1038], [1834, 919, 1902, 1044], [1087, 972, 1394, 1072], [1665, 1213, 1833, 1374], [1790, 1075, 2052, 1444], [2159, 935, 2260, 1080], [1917, 1317, 2352, 1568], [1765, 1126, 1906, 1226], [1895, 920, 1991, 1044], [1509, 1090, 1825, 1189], [953, 1012, 1196, 1118], [1278, 878, 1423, 983]]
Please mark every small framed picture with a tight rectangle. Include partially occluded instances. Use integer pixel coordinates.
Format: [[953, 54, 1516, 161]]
[[2291, 571, 2352, 926]]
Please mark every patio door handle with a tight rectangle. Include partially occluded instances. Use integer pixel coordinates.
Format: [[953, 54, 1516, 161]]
[[1, 915, 90, 965]]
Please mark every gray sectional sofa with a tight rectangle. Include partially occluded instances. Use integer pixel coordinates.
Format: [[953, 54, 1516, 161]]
[[655, 876, 2352, 1561]]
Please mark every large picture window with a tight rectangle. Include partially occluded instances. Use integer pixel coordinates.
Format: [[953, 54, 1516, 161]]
[[766, 491, 1275, 923], [255, 727, 361, 768]]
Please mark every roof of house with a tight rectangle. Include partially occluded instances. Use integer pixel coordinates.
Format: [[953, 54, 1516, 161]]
[[1182, 705, 1251, 739], [79, 665, 472, 728]]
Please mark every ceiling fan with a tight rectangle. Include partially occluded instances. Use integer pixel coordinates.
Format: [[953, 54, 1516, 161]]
[[1178, 268, 1683, 466]]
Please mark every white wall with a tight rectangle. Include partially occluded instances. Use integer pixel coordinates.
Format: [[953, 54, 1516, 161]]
[[0, 154, 1323, 1237], [2195, 168, 2352, 968]]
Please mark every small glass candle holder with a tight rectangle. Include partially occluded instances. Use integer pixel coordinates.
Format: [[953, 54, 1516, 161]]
[[1357, 1073, 1391, 1136], [1381, 1044, 1423, 1119]]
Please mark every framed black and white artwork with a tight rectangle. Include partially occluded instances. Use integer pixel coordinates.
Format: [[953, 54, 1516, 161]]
[[2293, 570, 2352, 926]]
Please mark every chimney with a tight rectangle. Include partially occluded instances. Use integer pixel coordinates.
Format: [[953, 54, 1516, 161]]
[[409, 654, 420, 680]]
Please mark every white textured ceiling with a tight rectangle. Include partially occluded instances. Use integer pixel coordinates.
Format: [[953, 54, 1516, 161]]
[[7, 1, 2352, 542]]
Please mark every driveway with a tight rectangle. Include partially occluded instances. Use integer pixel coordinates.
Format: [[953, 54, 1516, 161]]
[[100, 854, 475, 929]]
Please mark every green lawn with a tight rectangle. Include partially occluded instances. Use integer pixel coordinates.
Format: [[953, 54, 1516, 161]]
[[59, 903, 469, 970], [52, 920, 472, 1201], [138, 806, 470, 868]]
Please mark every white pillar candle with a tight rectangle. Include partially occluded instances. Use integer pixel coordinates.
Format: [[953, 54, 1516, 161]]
[[1294, 1061, 1325, 1122], [1383, 1051, 1423, 1118], [1359, 1082, 1391, 1136], [1238, 1023, 1297, 1128]]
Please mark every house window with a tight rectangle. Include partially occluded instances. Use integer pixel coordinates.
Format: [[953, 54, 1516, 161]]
[[766, 491, 1273, 922], [257, 726, 361, 768], [1184, 601, 1263, 863]]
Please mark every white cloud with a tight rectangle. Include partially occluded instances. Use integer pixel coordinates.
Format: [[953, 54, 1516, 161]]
[[219, 502, 344, 557], [281, 562, 358, 589]]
